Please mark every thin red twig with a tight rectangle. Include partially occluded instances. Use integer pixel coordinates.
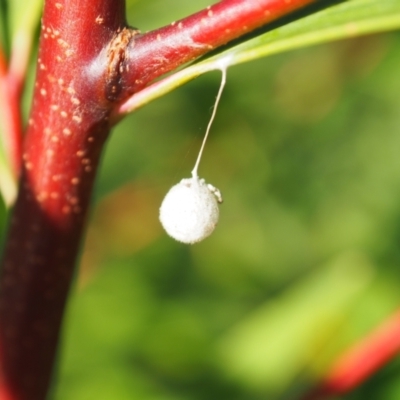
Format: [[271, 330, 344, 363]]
[[0, 47, 7, 77], [302, 310, 400, 400], [0, 45, 24, 179], [119, 0, 319, 95], [0, 79, 24, 178]]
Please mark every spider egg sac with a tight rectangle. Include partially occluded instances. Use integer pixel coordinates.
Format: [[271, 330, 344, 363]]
[[159, 177, 220, 244]]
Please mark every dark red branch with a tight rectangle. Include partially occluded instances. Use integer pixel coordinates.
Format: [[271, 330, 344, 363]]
[[302, 310, 400, 400], [0, 0, 127, 398]]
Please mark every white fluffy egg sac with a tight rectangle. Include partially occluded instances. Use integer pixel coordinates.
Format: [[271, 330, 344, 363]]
[[159, 177, 220, 244]]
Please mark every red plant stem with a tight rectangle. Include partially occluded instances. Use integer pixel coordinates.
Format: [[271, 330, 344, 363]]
[[0, 61, 23, 178], [0, 13, 44, 178], [302, 310, 400, 400], [0, 48, 6, 77], [0, 0, 127, 398], [0, 0, 320, 399], [4, 26, 45, 177], [121, 0, 318, 94]]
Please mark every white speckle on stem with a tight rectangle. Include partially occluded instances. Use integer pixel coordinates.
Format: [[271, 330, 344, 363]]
[[73, 115, 82, 124]]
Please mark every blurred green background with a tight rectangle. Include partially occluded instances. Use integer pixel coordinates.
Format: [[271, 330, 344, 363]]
[[19, 1, 397, 399]]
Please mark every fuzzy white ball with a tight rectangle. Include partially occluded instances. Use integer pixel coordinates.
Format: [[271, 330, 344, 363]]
[[159, 177, 220, 244]]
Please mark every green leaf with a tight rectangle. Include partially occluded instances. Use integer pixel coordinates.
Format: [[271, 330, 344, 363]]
[[215, 0, 400, 67], [7, 0, 42, 80], [8, 0, 42, 40], [116, 0, 400, 116], [0, 1, 7, 53], [217, 253, 374, 394], [0, 127, 17, 206]]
